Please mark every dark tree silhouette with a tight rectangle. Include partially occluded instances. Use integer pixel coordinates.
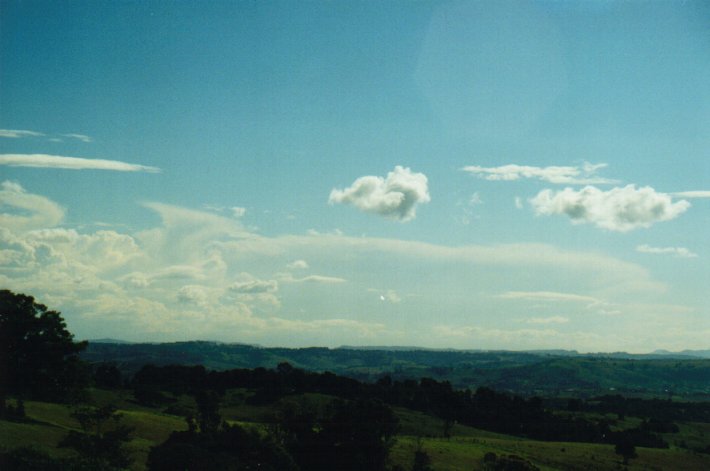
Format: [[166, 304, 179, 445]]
[[0, 290, 88, 415], [614, 440, 637, 465], [59, 404, 134, 470]]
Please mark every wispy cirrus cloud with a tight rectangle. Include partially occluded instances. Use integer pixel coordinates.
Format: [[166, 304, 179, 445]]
[[0, 129, 45, 138], [462, 162, 616, 185], [499, 291, 599, 304], [61, 133, 92, 143], [329, 166, 430, 222], [530, 185, 690, 232], [0, 129, 92, 142], [636, 244, 697, 258], [0, 154, 160, 172]]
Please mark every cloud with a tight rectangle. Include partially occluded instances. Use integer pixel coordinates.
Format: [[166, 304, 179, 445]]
[[672, 191, 710, 199], [231, 207, 246, 218], [0, 154, 160, 172], [636, 244, 697, 258], [274, 271, 347, 284], [229, 279, 279, 294], [3, 185, 685, 349], [329, 166, 430, 222], [0, 129, 45, 138], [287, 259, 309, 270], [530, 185, 690, 232], [177, 285, 210, 305], [462, 162, 615, 185], [0, 181, 65, 230], [61, 133, 92, 143]]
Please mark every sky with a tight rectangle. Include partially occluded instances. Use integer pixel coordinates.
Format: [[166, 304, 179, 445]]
[[1, 0, 709, 352]]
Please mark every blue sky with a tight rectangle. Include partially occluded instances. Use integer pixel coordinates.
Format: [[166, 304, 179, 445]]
[[1, 0, 709, 352]]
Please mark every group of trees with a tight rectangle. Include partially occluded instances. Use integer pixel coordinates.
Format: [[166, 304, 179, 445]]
[[128, 360, 675, 449], [147, 387, 398, 470], [0, 290, 88, 417]]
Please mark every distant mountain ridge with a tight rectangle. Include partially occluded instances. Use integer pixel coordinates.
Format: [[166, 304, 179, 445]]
[[81, 340, 710, 399]]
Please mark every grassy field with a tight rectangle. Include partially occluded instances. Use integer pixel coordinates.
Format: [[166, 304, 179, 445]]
[[2, 389, 709, 470]]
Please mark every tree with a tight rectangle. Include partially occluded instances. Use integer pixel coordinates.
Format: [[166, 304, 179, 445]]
[[59, 404, 134, 470], [320, 398, 399, 471], [0, 290, 88, 415], [614, 441, 637, 465]]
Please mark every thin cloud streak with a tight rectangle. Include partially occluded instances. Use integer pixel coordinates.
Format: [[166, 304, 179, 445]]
[[462, 162, 616, 185], [0, 129, 45, 138], [0, 154, 160, 173], [636, 244, 697, 258]]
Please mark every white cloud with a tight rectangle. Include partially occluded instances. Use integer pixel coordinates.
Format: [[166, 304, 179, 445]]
[[636, 244, 697, 258], [530, 185, 690, 232], [462, 162, 615, 185], [287, 259, 309, 270], [0, 154, 160, 172], [672, 191, 710, 199], [280, 274, 347, 284], [229, 279, 279, 293], [514, 197, 524, 209], [0, 129, 45, 138], [177, 285, 210, 305], [329, 166, 430, 222], [4, 184, 691, 349], [0, 181, 65, 230], [61, 133, 92, 143], [231, 206, 246, 218]]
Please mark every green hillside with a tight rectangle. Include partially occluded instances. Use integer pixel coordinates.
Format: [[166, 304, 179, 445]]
[[3, 388, 709, 471]]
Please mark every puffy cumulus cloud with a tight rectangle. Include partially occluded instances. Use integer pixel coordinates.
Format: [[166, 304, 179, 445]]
[[329, 166, 430, 222], [27, 229, 142, 269], [462, 162, 615, 185], [0, 181, 65, 231], [0, 154, 160, 172], [530, 185, 690, 232], [636, 244, 698, 258]]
